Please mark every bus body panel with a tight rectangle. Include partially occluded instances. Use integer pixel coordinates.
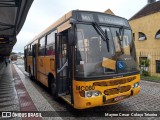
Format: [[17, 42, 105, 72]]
[[43, 56, 56, 75], [37, 56, 56, 87], [73, 74, 140, 109]]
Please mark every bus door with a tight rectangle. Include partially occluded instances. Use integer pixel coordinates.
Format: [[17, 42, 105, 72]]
[[32, 44, 37, 78], [55, 32, 69, 95]]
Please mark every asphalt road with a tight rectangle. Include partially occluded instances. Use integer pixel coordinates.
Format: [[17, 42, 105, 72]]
[[15, 59, 160, 120]]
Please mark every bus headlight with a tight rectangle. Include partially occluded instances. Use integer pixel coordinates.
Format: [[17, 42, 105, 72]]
[[93, 91, 101, 96], [132, 82, 139, 88], [86, 91, 92, 97], [85, 90, 102, 98]]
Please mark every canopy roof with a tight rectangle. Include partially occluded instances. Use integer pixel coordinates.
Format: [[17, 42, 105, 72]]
[[0, 0, 33, 56]]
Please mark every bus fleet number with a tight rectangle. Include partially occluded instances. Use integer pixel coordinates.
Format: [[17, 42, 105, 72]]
[[76, 85, 95, 91]]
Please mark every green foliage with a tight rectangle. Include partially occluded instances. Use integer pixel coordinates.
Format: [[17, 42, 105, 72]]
[[142, 71, 150, 76], [141, 75, 160, 83], [139, 60, 145, 66], [139, 59, 150, 67], [11, 52, 16, 54], [139, 58, 150, 76], [145, 59, 150, 67]]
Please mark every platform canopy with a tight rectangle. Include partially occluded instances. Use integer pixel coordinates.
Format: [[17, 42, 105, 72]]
[[0, 0, 33, 56]]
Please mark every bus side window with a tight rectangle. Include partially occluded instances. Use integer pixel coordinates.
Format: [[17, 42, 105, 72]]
[[39, 37, 46, 56], [30, 43, 34, 56], [24, 46, 28, 56], [46, 31, 56, 55], [46, 45, 55, 55], [25, 49, 27, 57], [27, 45, 31, 56]]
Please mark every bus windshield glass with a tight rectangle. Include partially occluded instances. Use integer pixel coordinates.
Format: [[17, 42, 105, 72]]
[[75, 24, 138, 78]]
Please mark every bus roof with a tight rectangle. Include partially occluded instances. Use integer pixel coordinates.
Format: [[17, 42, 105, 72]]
[[25, 10, 129, 47]]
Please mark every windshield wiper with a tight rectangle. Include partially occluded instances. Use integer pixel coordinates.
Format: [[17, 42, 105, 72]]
[[116, 31, 123, 54], [105, 29, 110, 52], [92, 22, 110, 52], [92, 22, 105, 40], [117, 27, 124, 41]]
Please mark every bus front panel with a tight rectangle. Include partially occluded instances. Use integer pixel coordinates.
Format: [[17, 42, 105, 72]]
[[73, 22, 140, 109], [73, 74, 140, 109]]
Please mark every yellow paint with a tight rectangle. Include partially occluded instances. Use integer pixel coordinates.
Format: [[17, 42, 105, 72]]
[[73, 74, 140, 109], [39, 73, 48, 87], [27, 56, 33, 72], [50, 59, 55, 71], [37, 56, 56, 87]]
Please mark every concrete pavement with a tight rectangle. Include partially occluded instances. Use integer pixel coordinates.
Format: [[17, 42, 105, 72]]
[[0, 62, 61, 120]]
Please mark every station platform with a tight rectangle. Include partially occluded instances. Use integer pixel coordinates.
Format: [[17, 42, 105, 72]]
[[0, 62, 62, 120]]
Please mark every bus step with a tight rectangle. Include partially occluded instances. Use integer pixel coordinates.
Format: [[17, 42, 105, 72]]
[[61, 95, 71, 104], [58, 93, 66, 96]]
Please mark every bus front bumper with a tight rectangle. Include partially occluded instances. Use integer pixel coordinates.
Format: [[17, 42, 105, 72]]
[[103, 86, 140, 104], [74, 86, 140, 109]]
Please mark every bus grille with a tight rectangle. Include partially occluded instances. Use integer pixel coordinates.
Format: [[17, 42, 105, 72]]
[[104, 85, 131, 95], [93, 76, 136, 87]]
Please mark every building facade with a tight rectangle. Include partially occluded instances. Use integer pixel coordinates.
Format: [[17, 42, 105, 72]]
[[129, 0, 160, 76]]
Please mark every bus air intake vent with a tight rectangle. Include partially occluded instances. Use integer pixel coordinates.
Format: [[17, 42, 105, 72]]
[[104, 85, 131, 95]]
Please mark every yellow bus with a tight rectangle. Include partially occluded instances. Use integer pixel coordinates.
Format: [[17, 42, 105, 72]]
[[24, 10, 140, 109]]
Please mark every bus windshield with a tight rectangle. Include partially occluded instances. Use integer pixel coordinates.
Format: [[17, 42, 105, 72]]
[[75, 24, 138, 79]]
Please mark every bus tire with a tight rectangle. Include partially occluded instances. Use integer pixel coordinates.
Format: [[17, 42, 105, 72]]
[[50, 77, 58, 100], [29, 66, 33, 80], [48, 74, 53, 93]]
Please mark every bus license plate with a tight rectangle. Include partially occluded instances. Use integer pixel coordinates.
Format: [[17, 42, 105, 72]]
[[114, 96, 124, 101]]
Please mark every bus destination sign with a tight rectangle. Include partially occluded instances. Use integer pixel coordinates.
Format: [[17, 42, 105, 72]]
[[98, 15, 129, 27], [80, 13, 94, 22]]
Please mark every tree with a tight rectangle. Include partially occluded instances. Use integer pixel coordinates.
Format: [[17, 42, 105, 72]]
[[11, 52, 16, 54], [139, 59, 150, 76]]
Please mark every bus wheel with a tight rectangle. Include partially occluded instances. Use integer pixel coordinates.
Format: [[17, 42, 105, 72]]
[[51, 78, 58, 100], [29, 66, 33, 79]]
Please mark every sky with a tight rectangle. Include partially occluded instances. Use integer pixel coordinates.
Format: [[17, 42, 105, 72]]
[[13, 0, 148, 53]]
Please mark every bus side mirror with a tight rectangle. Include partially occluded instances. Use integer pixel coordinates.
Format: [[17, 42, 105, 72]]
[[68, 27, 76, 46]]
